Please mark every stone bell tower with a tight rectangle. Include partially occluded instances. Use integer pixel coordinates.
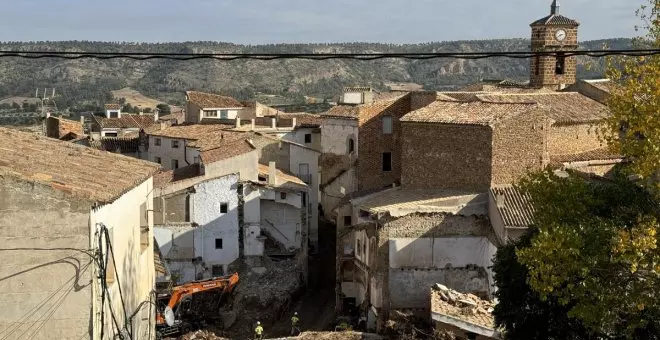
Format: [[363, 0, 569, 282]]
[[529, 0, 580, 89]]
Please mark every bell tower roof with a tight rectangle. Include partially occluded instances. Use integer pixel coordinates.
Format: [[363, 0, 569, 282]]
[[531, 0, 579, 26]]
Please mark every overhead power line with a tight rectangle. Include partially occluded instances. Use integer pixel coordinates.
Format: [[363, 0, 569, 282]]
[[0, 49, 658, 61]]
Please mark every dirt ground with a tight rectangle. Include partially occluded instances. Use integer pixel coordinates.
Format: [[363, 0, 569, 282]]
[[112, 87, 162, 109]]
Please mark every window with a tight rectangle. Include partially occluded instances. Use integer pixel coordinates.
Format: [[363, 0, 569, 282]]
[[382, 152, 392, 172], [534, 56, 540, 75], [212, 265, 224, 276], [154, 156, 161, 164], [155, 138, 161, 146], [215, 238, 223, 249], [220, 110, 229, 119], [171, 140, 179, 148], [357, 239, 362, 256], [382, 116, 392, 134], [171, 159, 179, 169], [204, 110, 218, 117], [555, 52, 566, 75], [184, 195, 191, 222], [280, 192, 287, 200], [193, 156, 200, 164], [220, 203, 228, 213], [304, 133, 312, 143], [348, 138, 355, 154], [105, 132, 118, 137], [298, 163, 310, 184], [343, 216, 352, 226], [109, 111, 119, 118]]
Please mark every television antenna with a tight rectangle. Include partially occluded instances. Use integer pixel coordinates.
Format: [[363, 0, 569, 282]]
[[35, 88, 58, 116]]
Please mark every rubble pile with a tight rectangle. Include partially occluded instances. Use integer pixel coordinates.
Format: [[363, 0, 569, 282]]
[[431, 283, 495, 327], [272, 331, 383, 339], [178, 330, 229, 340]]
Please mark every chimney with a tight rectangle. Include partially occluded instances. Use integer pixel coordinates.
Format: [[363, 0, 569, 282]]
[[80, 116, 85, 125], [268, 161, 277, 186], [46, 112, 51, 119], [154, 109, 159, 122], [271, 118, 277, 129], [235, 117, 241, 128], [291, 117, 297, 128], [251, 119, 256, 130]]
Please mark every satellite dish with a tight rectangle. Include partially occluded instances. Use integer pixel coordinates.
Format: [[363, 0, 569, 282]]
[[164, 306, 175, 326]]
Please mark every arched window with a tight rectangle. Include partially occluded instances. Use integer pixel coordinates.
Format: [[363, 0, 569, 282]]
[[348, 138, 355, 154]]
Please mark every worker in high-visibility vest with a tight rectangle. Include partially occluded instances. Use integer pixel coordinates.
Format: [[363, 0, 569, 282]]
[[291, 312, 300, 335], [255, 321, 264, 339]]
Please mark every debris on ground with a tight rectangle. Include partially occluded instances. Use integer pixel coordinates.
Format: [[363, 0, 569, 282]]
[[177, 330, 229, 340], [271, 331, 383, 339], [430, 283, 496, 329]]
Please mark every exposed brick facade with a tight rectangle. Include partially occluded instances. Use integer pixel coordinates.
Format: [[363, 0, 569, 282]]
[[491, 111, 549, 185], [401, 122, 493, 191], [357, 93, 437, 192], [530, 25, 578, 89], [548, 123, 605, 155], [45, 117, 83, 139]]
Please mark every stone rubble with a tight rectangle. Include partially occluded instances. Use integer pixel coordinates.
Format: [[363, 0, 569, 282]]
[[432, 283, 495, 318]]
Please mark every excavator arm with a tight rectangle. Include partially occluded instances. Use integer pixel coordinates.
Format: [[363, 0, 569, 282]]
[[158, 272, 239, 327]]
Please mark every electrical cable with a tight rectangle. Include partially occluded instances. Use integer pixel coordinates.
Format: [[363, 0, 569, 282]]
[[0, 49, 658, 61], [103, 226, 133, 340]]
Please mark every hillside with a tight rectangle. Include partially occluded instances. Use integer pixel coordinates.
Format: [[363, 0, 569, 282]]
[[0, 39, 631, 113]]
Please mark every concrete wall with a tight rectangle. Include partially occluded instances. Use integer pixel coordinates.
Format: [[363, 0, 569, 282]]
[[321, 118, 358, 155], [322, 168, 357, 219], [90, 178, 155, 340], [192, 175, 240, 274], [401, 122, 493, 191], [260, 199, 302, 250], [282, 128, 322, 152], [388, 237, 494, 269], [288, 144, 320, 249], [186, 102, 201, 123], [388, 268, 489, 309], [243, 184, 264, 256], [548, 123, 605, 155], [0, 177, 93, 340], [205, 150, 259, 181], [148, 136, 189, 170]]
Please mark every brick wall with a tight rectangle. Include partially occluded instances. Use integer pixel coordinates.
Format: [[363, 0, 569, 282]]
[[530, 26, 578, 88], [491, 111, 548, 185], [548, 123, 605, 155], [401, 122, 492, 191], [357, 95, 412, 191]]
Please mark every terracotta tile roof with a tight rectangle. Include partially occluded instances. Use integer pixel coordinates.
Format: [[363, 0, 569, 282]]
[[401, 100, 537, 125], [373, 91, 407, 102], [531, 14, 579, 26], [322, 105, 360, 119], [94, 114, 156, 129], [257, 164, 308, 189], [200, 139, 255, 164], [159, 111, 185, 124], [89, 137, 140, 154], [149, 124, 242, 150], [550, 148, 623, 165], [344, 86, 372, 92], [490, 186, 534, 227], [431, 285, 499, 336], [104, 103, 121, 110], [186, 91, 243, 108], [153, 164, 202, 188], [0, 127, 159, 204], [476, 92, 608, 124]]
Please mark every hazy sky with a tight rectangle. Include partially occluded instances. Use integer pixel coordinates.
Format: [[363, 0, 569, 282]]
[[0, 0, 646, 43]]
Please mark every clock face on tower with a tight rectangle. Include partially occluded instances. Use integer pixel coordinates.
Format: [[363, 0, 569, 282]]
[[555, 29, 567, 42]]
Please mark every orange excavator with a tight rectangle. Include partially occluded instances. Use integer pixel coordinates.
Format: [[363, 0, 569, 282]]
[[156, 273, 239, 339]]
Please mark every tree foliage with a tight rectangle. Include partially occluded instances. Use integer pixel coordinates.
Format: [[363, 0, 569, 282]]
[[602, 0, 660, 189], [514, 170, 660, 338], [156, 103, 171, 114]]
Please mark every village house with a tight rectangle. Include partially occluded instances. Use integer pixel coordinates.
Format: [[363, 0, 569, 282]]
[[0, 127, 160, 340], [91, 104, 158, 139], [329, 0, 625, 330], [184, 91, 285, 124], [151, 139, 310, 284]]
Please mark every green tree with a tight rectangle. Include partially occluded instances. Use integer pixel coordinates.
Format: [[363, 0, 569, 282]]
[[156, 103, 171, 114], [515, 170, 660, 337], [602, 0, 660, 189], [143, 107, 152, 113], [122, 103, 134, 113]]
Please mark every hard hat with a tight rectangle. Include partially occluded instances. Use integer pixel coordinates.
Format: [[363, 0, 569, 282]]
[[257, 321, 261, 325]]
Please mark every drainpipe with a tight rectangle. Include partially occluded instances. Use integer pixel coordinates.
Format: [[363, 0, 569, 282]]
[[183, 140, 190, 165]]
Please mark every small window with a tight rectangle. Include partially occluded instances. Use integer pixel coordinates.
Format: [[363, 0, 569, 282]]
[[220, 110, 229, 119], [382, 152, 392, 172], [215, 238, 223, 249], [193, 156, 200, 164], [357, 239, 362, 256], [105, 132, 118, 137], [348, 138, 355, 154], [211, 265, 224, 276], [382, 116, 392, 134], [280, 192, 287, 200], [343, 216, 352, 226], [171, 140, 179, 148], [204, 110, 218, 117], [154, 156, 161, 164], [304, 134, 312, 143], [172, 159, 179, 169], [220, 203, 228, 213], [555, 52, 566, 75], [155, 138, 161, 146]]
